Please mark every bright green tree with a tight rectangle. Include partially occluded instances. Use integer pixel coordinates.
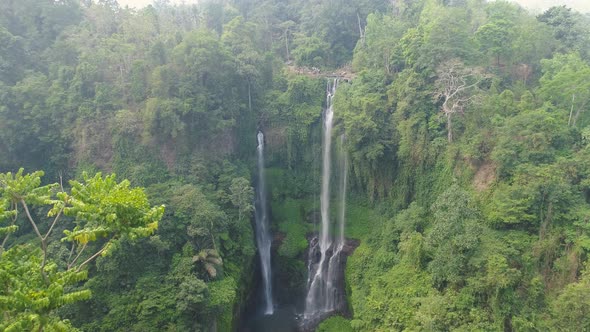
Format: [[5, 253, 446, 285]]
[[0, 169, 164, 330]]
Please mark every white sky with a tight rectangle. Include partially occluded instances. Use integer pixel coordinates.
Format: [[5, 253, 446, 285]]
[[116, 0, 589, 13], [511, 0, 590, 13]]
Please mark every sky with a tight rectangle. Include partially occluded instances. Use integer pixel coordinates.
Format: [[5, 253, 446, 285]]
[[512, 0, 590, 13], [116, 0, 590, 13]]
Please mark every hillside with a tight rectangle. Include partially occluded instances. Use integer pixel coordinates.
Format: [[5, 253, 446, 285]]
[[1, 0, 590, 331]]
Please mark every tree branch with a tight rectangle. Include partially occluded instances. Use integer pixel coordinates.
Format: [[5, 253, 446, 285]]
[[67, 242, 76, 266], [76, 241, 111, 272], [43, 208, 63, 242], [68, 242, 87, 270], [20, 199, 43, 241], [20, 199, 49, 283]]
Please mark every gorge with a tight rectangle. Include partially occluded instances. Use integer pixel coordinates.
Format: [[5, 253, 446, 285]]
[[2, 1, 590, 331]]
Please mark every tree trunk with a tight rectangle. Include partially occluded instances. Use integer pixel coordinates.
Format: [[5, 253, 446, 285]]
[[447, 112, 453, 143], [248, 80, 252, 112], [568, 94, 575, 126], [357, 12, 365, 45], [285, 30, 290, 60]]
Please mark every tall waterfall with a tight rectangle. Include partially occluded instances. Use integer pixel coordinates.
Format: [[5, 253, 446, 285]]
[[326, 134, 348, 307], [255, 131, 274, 315], [303, 79, 348, 323]]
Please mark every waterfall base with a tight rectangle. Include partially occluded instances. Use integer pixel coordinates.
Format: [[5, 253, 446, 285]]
[[299, 234, 359, 332]]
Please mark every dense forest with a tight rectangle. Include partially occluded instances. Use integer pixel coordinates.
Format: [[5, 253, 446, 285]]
[[1, 0, 590, 331]]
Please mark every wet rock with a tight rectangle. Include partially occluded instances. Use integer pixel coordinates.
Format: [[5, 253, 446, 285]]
[[299, 234, 359, 332]]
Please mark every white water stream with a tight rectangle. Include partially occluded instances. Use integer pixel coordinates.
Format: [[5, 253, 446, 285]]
[[304, 79, 348, 321], [255, 131, 274, 315]]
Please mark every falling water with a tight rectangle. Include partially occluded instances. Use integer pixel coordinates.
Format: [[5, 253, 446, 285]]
[[326, 134, 348, 308], [304, 79, 348, 323], [255, 131, 274, 315], [338, 135, 348, 249]]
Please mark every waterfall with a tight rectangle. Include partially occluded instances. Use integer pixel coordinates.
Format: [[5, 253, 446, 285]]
[[338, 135, 348, 249], [303, 79, 348, 323], [326, 134, 348, 310], [255, 131, 274, 315]]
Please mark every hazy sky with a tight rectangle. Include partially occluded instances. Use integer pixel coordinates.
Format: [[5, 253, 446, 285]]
[[117, 0, 590, 13], [513, 0, 590, 13]]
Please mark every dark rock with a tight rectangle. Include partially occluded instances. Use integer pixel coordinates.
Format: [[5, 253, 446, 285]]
[[299, 234, 359, 332]]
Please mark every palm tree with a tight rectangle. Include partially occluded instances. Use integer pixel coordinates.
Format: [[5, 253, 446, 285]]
[[192, 249, 223, 278]]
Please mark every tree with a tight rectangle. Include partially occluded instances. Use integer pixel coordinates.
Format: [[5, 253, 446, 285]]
[[434, 59, 486, 142], [229, 177, 253, 223], [291, 33, 330, 67], [476, 19, 514, 66], [476, 0, 521, 65], [427, 184, 481, 288], [538, 5, 590, 56], [354, 13, 407, 74], [0, 27, 26, 84], [551, 265, 590, 330], [279, 20, 296, 60], [539, 53, 590, 127], [407, 4, 478, 70], [221, 16, 263, 111], [193, 248, 223, 279], [0, 169, 164, 330], [0, 245, 90, 332]]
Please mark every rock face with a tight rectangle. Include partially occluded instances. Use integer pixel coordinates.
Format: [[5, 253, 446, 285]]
[[299, 234, 359, 332]]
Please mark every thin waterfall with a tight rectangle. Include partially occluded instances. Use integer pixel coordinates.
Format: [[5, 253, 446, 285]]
[[327, 134, 348, 310], [304, 79, 347, 321], [326, 134, 348, 310], [338, 135, 348, 249], [255, 131, 274, 315]]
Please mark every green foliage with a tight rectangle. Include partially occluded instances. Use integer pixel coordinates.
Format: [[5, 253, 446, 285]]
[[63, 172, 163, 245], [475, 1, 521, 65], [0, 169, 163, 330], [539, 52, 590, 127], [427, 184, 481, 288], [476, 19, 515, 65], [335, 75, 395, 199], [292, 34, 330, 67], [345, 202, 387, 241], [492, 108, 573, 177], [271, 198, 310, 258], [551, 265, 590, 330], [3, 0, 590, 331], [0, 245, 90, 332], [317, 316, 353, 332], [353, 13, 407, 74], [229, 177, 254, 223], [537, 5, 590, 57], [348, 252, 433, 331]]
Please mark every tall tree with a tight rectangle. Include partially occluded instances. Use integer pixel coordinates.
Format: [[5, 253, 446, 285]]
[[229, 177, 253, 223], [434, 59, 486, 142]]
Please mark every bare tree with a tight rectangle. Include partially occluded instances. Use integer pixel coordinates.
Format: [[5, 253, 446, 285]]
[[434, 59, 486, 142]]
